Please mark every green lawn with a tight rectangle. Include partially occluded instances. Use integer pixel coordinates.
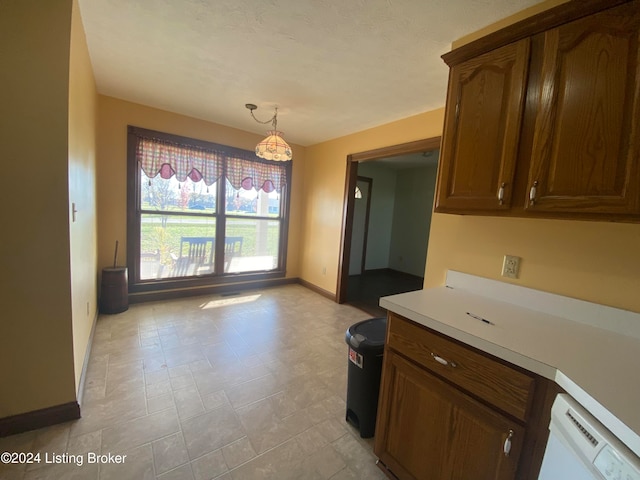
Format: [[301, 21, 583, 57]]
[[141, 215, 280, 266]]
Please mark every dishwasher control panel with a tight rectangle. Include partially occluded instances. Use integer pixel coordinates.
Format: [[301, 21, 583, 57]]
[[594, 445, 640, 480]]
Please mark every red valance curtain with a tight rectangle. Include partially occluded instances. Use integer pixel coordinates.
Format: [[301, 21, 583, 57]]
[[226, 156, 286, 193], [135, 134, 287, 193]]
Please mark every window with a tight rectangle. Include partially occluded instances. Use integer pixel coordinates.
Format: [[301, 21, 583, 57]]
[[127, 126, 291, 293]]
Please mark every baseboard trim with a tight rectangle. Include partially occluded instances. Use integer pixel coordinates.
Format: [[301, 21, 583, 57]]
[[129, 277, 299, 303], [77, 308, 99, 407], [362, 268, 424, 282], [0, 402, 81, 437], [298, 279, 337, 301], [361, 267, 394, 274]]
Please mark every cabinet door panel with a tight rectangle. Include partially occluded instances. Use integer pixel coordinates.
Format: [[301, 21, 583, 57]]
[[527, 2, 640, 213], [375, 351, 448, 479], [436, 39, 530, 212], [445, 399, 524, 480], [375, 351, 524, 480]]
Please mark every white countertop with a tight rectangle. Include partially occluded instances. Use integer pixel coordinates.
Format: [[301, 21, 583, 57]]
[[380, 271, 640, 458]]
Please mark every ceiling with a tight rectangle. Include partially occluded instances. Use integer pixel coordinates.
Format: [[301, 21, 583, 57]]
[[77, 0, 542, 147]]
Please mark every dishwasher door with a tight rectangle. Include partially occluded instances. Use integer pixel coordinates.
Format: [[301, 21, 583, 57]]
[[538, 430, 601, 479], [538, 394, 640, 480]]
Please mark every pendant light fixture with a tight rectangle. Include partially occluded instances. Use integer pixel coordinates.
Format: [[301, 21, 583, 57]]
[[245, 103, 293, 161]]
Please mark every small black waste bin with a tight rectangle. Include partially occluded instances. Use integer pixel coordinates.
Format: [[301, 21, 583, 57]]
[[100, 267, 129, 314], [345, 317, 387, 438]]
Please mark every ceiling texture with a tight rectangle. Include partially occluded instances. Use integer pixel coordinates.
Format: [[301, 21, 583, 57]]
[[77, 0, 541, 147]]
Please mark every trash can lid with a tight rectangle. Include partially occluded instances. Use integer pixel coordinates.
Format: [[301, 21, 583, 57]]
[[346, 317, 387, 353]]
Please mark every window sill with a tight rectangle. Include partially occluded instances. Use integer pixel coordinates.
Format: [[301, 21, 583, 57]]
[[128, 272, 295, 304]]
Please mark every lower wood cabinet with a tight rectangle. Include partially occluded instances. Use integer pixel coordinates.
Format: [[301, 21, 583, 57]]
[[374, 313, 558, 480], [375, 351, 524, 480]]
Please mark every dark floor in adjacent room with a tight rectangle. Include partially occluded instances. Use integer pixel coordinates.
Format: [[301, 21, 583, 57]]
[[345, 269, 424, 318]]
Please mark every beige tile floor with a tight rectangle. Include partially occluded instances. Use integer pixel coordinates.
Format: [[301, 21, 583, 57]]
[[0, 285, 389, 480]]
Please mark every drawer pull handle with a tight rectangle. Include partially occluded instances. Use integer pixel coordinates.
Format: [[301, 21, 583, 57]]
[[431, 353, 456, 368], [498, 182, 506, 205], [503, 430, 514, 456], [529, 181, 538, 205]]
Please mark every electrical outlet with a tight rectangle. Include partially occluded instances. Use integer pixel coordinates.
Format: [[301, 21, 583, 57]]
[[322, 266, 326, 275], [502, 255, 521, 279]]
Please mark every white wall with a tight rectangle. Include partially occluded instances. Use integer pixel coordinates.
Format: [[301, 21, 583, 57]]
[[389, 161, 438, 277], [356, 157, 438, 277], [356, 163, 397, 270]]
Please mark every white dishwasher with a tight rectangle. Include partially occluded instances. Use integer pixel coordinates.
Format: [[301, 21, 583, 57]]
[[539, 394, 640, 480]]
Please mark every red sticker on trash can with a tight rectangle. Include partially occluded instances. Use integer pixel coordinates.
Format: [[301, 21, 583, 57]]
[[349, 347, 363, 368]]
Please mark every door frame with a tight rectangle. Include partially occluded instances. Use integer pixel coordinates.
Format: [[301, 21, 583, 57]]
[[337, 137, 441, 304], [352, 176, 373, 275]]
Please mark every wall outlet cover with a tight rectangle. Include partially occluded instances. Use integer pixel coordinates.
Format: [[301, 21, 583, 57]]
[[502, 255, 521, 279]]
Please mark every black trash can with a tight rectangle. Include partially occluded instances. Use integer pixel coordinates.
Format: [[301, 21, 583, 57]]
[[100, 267, 129, 314], [345, 317, 387, 438]]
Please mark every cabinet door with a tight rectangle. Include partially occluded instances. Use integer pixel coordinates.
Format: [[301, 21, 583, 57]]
[[436, 39, 530, 212], [375, 351, 524, 480], [526, 2, 640, 214]]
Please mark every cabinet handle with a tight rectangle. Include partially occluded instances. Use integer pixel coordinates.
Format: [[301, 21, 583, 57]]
[[503, 430, 514, 456], [498, 183, 506, 205], [529, 181, 538, 205], [431, 352, 457, 368]]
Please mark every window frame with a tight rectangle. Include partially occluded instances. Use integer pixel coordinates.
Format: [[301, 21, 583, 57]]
[[126, 125, 292, 294]]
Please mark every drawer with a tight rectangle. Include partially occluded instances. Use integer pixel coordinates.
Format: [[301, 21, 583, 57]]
[[386, 312, 535, 421]]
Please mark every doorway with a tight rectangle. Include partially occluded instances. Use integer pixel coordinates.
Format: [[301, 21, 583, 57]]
[[337, 137, 441, 315], [349, 177, 372, 276]]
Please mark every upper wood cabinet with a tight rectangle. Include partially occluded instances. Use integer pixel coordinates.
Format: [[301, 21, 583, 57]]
[[435, 0, 640, 220], [435, 39, 530, 212], [526, 2, 640, 214]]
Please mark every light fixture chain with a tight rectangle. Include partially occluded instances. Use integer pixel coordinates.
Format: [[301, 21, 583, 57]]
[[249, 110, 274, 125], [248, 106, 278, 130]]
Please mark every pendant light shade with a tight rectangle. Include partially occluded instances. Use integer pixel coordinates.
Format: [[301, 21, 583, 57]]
[[255, 130, 292, 161], [246, 103, 293, 161]]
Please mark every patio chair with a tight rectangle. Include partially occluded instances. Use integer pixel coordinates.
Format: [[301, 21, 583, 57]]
[[173, 236, 214, 276], [224, 237, 243, 272]]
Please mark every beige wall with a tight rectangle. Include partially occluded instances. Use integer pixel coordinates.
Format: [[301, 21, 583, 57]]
[[302, 0, 640, 316], [96, 96, 305, 281], [423, 0, 640, 315], [424, 215, 640, 312], [300, 110, 445, 293], [69, 0, 98, 391], [0, 0, 77, 416]]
